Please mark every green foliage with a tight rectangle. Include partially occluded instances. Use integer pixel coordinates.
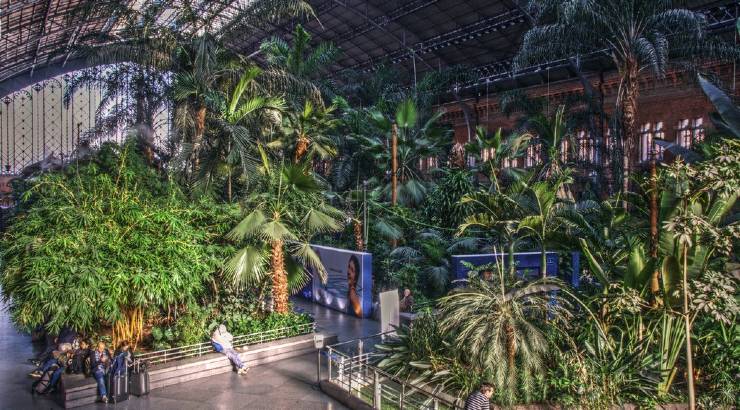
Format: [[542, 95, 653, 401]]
[[422, 169, 474, 229], [0, 141, 236, 338]]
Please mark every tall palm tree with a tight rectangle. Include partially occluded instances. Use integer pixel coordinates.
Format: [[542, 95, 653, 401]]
[[515, 1, 735, 196], [370, 99, 451, 207], [260, 23, 340, 106], [225, 156, 344, 313], [196, 67, 285, 200]]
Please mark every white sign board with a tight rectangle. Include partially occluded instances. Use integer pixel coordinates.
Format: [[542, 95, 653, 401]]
[[379, 289, 400, 336]]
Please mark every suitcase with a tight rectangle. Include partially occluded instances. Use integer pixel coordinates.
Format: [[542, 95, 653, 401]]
[[108, 370, 129, 403], [130, 360, 150, 396]]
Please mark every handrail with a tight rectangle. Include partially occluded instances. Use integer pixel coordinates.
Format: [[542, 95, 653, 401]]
[[322, 335, 462, 409], [136, 322, 315, 366]]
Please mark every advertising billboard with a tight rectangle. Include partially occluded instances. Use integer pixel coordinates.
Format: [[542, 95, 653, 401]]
[[306, 245, 373, 318]]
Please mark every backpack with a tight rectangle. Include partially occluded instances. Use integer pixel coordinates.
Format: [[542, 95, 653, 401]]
[[211, 341, 223, 353]]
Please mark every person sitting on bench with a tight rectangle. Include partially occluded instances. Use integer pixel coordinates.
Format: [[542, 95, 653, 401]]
[[90, 341, 112, 403], [211, 324, 248, 375], [112, 340, 134, 376]]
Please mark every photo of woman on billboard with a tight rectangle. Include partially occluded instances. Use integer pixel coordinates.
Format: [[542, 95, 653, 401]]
[[347, 255, 362, 317]]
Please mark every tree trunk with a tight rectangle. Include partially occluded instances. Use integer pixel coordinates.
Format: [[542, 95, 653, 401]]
[[227, 167, 233, 202], [683, 244, 696, 410], [294, 134, 310, 163], [540, 241, 548, 279], [505, 322, 517, 371], [192, 105, 207, 171], [271, 240, 289, 314], [353, 219, 364, 251], [649, 156, 661, 298], [113, 306, 144, 351], [619, 62, 639, 205], [507, 240, 516, 279]]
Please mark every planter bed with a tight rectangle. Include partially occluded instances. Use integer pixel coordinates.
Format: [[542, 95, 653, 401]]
[[59, 332, 337, 409]]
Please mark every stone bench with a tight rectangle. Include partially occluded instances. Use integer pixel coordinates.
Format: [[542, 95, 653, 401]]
[[59, 332, 336, 409]]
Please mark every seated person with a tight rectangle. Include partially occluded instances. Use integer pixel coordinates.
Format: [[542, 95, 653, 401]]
[[29, 326, 77, 366], [111, 340, 134, 376], [211, 324, 248, 375], [29, 343, 72, 378], [31, 349, 71, 395], [69, 340, 91, 375], [90, 342, 112, 403], [399, 288, 415, 312]]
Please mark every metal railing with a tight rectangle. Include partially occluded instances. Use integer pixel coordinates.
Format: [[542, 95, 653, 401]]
[[136, 322, 315, 366], [319, 333, 462, 410]]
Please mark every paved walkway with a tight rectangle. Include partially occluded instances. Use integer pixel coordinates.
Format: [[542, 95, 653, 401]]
[[0, 296, 379, 409]]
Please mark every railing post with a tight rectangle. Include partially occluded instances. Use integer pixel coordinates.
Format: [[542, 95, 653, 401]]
[[373, 370, 381, 409], [163, 350, 167, 364], [348, 357, 353, 395], [433, 398, 439, 410], [316, 348, 321, 385], [328, 347, 333, 380]]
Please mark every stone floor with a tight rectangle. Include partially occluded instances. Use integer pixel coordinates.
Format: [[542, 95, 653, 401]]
[[0, 297, 380, 409]]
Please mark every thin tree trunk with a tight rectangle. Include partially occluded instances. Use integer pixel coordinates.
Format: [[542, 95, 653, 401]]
[[683, 244, 696, 410], [620, 63, 639, 207], [391, 124, 398, 249], [294, 134, 310, 163], [649, 156, 661, 299], [541, 238, 548, 279], [227, 167, 233, 202], [271, 239, 289, 314], [353, 219, 364, 251], [192, 105, 207, 171], [508, 240, 516, 279], [113, 306, 143, 351]]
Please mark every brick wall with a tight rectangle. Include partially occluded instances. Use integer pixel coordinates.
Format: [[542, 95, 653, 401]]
[[440, 64, 739, 157]]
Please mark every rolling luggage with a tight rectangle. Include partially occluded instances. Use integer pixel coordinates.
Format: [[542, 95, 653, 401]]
[[130, 360, 150, 396], [108, 370, 129, 403]]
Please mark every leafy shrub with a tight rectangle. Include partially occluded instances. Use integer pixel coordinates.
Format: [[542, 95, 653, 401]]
[[0, 141, 238, 346]]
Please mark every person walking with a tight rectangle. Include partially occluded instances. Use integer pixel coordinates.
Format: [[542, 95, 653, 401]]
[[464, 382, 494, 410]]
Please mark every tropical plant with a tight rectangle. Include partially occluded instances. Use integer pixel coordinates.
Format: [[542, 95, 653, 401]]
[[260, 23, 339, 105], [225, 155, 344, 314], [422, 168, 475, 229], [272, 99, 341, 164], [390, 230, 480, 297], [369, 99, 452, 206], [438, 260, 572, 404], [515, 0, 738, 195], [0, 142, 236, 348], [465, 127, 531, 192]]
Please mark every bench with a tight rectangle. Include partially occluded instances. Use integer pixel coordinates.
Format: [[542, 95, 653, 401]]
[[59, 332, 337, 409]]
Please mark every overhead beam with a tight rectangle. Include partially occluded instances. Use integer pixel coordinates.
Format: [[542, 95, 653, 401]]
[[349, 9, 527, 71], [29, 0, 55, 76]]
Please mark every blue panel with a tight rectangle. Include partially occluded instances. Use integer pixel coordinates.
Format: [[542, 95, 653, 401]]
[[452, 251, 559, 281]]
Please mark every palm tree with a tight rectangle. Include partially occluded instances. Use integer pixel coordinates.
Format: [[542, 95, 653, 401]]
[[512, 177, 572, 278], [370, 99, 451, 207], [466, 126, 532, 192], [524, 105, 574, 181], [273, 99, 340, 164], [196, 67, 286, 200], [225, 156, 344, 314], [515, 1, 735, 196], [260, 23, 340, 105], [439, 259, 571, 404]]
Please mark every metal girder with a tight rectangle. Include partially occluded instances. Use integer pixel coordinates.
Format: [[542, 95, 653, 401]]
[[461, 2, 739, 91], [332, 0, 439, 43], [349, 8, 527, 71], [29, 0, 55, 76]]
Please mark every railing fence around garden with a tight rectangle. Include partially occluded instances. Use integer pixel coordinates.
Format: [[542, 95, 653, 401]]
[[136, 322, 315, 366], [319, 332, 463, 410]]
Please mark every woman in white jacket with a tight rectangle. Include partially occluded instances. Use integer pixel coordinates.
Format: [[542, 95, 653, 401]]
[[211, 324, 248, 375]]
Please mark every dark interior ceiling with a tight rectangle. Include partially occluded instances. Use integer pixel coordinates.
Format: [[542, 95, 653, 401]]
[[1, 0, 738, 97]]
